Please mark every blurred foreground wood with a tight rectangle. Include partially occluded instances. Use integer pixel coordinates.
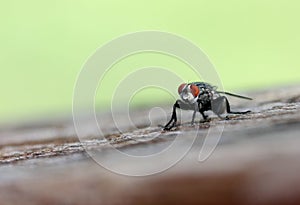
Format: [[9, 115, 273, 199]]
[[0, 85, 300, 205]]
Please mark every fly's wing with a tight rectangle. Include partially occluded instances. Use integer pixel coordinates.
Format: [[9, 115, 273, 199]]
[[217, 91, 253, 100], [193, 82, 252, 100]]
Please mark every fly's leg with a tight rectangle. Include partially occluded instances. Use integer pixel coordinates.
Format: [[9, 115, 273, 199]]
[[191, 103, 198, 125], [225, 97, 251, 114], [198, 102, 210, 122], [163, 101, 179, 130], [212, 96, 250, 120], [199, 111, 210, 122], [164, 100, 193, 130]]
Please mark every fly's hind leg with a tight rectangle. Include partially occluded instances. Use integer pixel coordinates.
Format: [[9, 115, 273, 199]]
[[212, 96, 250, 120], [224, 97, 251, 114]]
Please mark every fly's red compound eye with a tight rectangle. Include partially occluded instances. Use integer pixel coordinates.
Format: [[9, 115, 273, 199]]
[[190, 84, 200, 97], [178, 83, 187, 94]]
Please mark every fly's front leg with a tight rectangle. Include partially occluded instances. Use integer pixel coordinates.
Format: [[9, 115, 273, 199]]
[[164, 100, 180, 130], [164, 100, 192, 130]]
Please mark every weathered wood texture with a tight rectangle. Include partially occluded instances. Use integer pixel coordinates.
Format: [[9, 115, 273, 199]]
[[0, 85, 300, 205]]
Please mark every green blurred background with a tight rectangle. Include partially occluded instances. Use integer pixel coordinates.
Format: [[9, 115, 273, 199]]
[[1, 0, 299, 124]]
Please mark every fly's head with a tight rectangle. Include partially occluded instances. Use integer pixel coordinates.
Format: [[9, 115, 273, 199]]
[[178, 83, 200, 104]]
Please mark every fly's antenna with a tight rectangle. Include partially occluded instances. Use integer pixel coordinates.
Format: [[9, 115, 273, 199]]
[[217, 91, 253, 100]]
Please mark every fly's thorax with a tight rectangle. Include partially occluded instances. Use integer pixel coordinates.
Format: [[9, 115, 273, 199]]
[[197, 88, 215, 105]]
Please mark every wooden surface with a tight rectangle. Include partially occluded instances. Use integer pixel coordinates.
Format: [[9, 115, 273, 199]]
[[1, 85, 300, 205]]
